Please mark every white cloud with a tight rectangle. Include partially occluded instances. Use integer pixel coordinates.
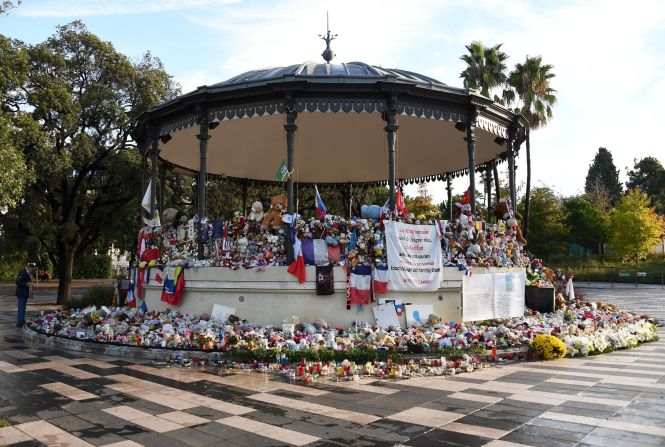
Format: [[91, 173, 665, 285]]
[[17, 0, 239, 17]]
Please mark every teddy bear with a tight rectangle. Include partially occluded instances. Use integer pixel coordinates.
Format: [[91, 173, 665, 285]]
[[261, 194, 287, 230], [248, 201, 265, 223], [492, 198, 527, 246]]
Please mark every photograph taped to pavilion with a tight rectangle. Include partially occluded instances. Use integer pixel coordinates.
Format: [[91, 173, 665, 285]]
[[386, 221, 442, 291]]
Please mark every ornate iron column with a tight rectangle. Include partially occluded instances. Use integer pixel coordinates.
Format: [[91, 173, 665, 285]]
[[485, 164, 493, 222], [139, 138, 148, 227], [196, 110, 211, 261], [507, 127, 516, 209], [466, 109, 478, 214], [284, 99, 298, 264], [446, 175, 453, 220], [512, 137, 521, 208], [159, 163, 165, 217], [241, 179, 248, 217], [284, 103, 297, 214], [383, 96, 398, 212], [493, 160, 500, 207], [150, 137, 159, 219]]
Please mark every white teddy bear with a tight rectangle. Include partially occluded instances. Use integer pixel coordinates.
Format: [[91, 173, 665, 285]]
[[248, 201, 265, 222]]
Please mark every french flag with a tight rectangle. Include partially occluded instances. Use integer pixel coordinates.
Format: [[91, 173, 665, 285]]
[[302, 239, 341, 265], [288, 228, 306, 283], [314, 185, 327, 218], [348, 265, 372, 304], [373, 265, 388, 295]]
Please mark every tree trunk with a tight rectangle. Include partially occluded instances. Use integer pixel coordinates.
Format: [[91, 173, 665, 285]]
[[523, 130, 531, 239], [56, 244, 76, 305]]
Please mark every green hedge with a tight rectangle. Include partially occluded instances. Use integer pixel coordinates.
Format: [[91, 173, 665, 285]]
[[64, 285, 114, 310], [223, 345, 486, 364], [73, 254, 112, 279]]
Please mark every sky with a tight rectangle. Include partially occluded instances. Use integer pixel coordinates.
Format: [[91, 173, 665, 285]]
[[2, 0, 665, 204]]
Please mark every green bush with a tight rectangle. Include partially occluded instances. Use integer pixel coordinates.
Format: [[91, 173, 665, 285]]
[[73, 254, 112, 279], [0, 252, 26, 281], [64, 285, 114, 310]]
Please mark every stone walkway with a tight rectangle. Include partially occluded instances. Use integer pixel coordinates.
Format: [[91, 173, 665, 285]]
[[0, 284, 663, 446]]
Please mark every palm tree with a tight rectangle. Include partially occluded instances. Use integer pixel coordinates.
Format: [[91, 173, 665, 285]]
[[504, 56, 557, 239], [459, 41, 509, 101]]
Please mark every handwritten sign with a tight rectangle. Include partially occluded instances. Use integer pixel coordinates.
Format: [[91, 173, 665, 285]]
[[386, 221, 442, 291], [462, 271, 525, 321]]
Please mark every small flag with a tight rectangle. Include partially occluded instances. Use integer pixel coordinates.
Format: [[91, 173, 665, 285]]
[[372, 265, 388, 295], [314, 185, 327, 218], [126, 268, 136, 307], [348, 265, 372, 305], [302, 239, 340, 266], [139, 299, 148, 313], [287, 226, 306, 283], [141, 180, 153, 212], [459, 186, 472, 205], [275, 159, 291, 181], [395, 189, 408, 217]]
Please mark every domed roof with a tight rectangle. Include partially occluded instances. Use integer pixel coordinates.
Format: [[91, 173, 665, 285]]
[[210, 61, 447, 89]]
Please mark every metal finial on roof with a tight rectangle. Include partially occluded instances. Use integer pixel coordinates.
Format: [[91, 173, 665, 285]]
[[318, 12, 337, 63]]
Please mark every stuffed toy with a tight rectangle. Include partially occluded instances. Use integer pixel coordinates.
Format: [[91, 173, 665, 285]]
[[161, 208, 188, 229], [361, 204, 385, 220], [261, 194, 288, 230], [492, 199, 527, 246], [248, 201, 265, 223]]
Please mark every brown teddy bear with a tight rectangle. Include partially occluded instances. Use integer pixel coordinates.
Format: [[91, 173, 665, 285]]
[[492, 198, 527, 246], [261, 194, 288, 230]]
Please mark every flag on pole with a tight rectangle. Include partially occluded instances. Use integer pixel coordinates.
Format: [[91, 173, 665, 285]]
[[275, 159, 290, 181], [314, 185, 327, 218], [395, 189, 408, 217], [141, 180, 152, 213], [459, 186, 472, 205]]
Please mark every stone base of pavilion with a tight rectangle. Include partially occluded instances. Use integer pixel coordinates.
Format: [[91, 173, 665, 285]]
[[142, 266, 525, 328]]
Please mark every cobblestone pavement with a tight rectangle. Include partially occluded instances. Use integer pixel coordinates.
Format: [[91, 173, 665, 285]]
[[0, 283, 664, 446]]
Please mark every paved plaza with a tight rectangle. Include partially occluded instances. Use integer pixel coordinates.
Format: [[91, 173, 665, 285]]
[[0, 283, 664, 447]]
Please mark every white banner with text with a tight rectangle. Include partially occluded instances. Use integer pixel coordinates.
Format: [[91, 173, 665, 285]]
[[386, 221, 442, 291]]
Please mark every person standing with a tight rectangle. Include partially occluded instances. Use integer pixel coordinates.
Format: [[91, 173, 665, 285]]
[[15, 263, 36, 327]]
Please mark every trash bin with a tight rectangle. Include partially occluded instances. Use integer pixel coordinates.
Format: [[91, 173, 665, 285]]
[[525, 287, 555, 313]]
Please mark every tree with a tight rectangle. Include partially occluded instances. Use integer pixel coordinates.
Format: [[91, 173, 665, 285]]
[[504, 55, 557, 239], [564, 196, 609, 255], [585, 147, 622, 206], [0, 113, 32, 209], [0, 35, 31, 209], [626, 156, 665, 215], [405, 183, 440, 218], [608, 189, 664, 261], [522, 186, 568, 259], [12, 22, 178, 303], [0, 1, 20, 15], [459, 41, 508, 101]]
